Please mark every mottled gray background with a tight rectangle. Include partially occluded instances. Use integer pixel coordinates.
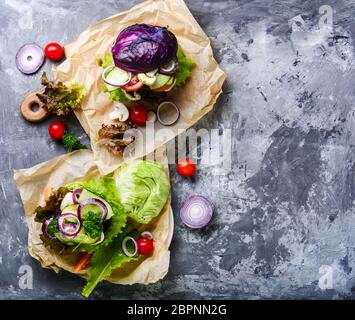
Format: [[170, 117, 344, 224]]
[[1, 0, 355, 299]]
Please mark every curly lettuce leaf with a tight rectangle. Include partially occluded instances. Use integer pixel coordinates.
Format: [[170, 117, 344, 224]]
[[103, 83, 130, 102], [36, 72, 85, 116], [81, 225, 140, 298], [34, 187, 69, 223], [175, 46, 196, 88], [66, 177, 127, 250]]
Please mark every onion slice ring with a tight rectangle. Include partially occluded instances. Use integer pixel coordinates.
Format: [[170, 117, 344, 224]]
[[157, 101, 180, 126], [77, 198, 108, 221], [42, 216, 55, 239], [122, 236, 138, 257], [16, 43, 45, 74], [102, 65, 132, 87], [57, 213, 81, 237], [141, 231, 153, 240], [72, 188, 83, 204], [180, 195, 213, 229], [159, 58, 178, 75]]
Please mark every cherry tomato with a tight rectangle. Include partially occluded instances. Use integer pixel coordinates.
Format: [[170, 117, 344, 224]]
[[137, 237, 154, 255], [130, 105, 148, 126], [177, 157, 197, 177], [123, 75, 144, 92], [48, 120, 65, 141], [44, 42, 64, 61]]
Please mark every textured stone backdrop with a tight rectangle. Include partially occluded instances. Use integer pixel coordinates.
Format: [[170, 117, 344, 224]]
[[1, 0, 355, 299]]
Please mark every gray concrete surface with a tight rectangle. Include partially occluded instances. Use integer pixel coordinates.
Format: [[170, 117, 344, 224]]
[[1, 0, 355, 299]]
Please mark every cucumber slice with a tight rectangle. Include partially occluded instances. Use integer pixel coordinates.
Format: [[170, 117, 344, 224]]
[[104, 66, 131, 87], [138, 73, 156, 86], [61, 204, 79, 215], [78, 189, 113, 220], [55, 228, 99, 245], [80, 203, 104, 220], [150, 73, 171, 90], [163, 77, 177, 92], [152, 75, 175, 91], [165, 75, 175, 86]]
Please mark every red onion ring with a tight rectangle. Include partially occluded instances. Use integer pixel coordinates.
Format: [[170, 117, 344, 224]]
[[42, 216, 55, 239], [16, 43, 45, 74], [102, 64, 132, 87], [72, 188, 83, 204], [62, 224, 79, 238], [159, 58, 178, 75], [77, 198, 108, 221], [122, 236, 138, 257], [157, 101, 180, 126], [141, 231, 153, 240], [57, 213, 81, 237], [180, 195, 213, 229]]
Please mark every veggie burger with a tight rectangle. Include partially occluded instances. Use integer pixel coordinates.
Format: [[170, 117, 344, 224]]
[[100, 24, 196, 102], [35, 160, 170, 297]]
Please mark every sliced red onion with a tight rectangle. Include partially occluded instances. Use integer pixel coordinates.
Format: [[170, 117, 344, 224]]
[[16, 43, 45, 74], [57, 213, 81, 237], [180, 195, 213, 229], [77, 198, 108, 221], [157, 101, 180, 126], [159, 58, 178, 75], [141, 231, 153, 240], [63, 224, 79, 237], [102, 65, 132, 87], [122, 236, 138, 257], [42, 216, 55, 239], [72, 188, 83, 204]]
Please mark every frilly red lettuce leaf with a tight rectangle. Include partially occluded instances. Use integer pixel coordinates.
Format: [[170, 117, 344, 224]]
[[36, 72, 85, 116]]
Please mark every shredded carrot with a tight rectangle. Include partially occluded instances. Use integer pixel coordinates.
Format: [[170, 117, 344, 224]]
[[74, 253, 92, 273], [43, 186, 54, 204]]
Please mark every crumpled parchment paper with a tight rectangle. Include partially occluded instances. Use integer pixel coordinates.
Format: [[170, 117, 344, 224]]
[[53, 0, 226, 175], [13, 147, 174, 285]]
